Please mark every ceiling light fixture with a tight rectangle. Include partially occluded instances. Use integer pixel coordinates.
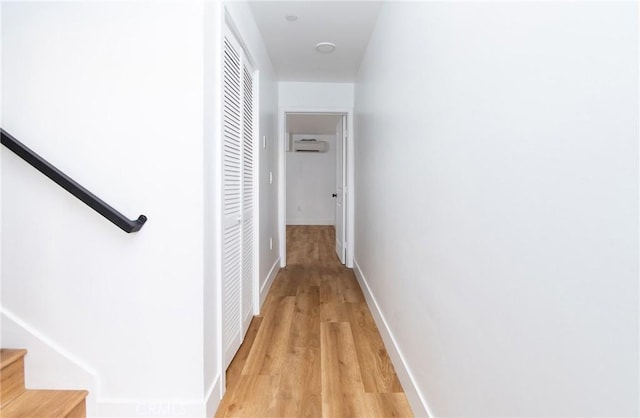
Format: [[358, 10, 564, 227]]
[[285, 15, 298, 22], [315, 42, 336, 53]]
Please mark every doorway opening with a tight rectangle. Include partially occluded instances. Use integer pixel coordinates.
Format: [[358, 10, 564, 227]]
[[278, 109, 354, 269]]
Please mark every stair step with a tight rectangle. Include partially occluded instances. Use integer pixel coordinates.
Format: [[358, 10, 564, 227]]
[[1, 389, 88, 418], [1, 349, 28, 407], [0, 349, 27, 370], [1, 349, 88, 418]]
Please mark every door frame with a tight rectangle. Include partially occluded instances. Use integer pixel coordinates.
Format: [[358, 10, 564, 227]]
[[224, 9, 261, 320], [218, 7, 261, 394], [278, 107, 354, 268]]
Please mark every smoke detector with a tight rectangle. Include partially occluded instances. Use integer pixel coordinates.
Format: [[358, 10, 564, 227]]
[[315, 42, 336, 53]]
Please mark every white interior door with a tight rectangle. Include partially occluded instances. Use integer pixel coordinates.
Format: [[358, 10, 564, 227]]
[[335, 115, 347, 263], [222, 34, 243, 368], [222, 31, 255, 369], [241, 63, 255, 335]]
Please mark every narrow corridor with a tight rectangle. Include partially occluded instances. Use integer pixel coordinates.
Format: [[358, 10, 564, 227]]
[[215, 226, 413, 417]]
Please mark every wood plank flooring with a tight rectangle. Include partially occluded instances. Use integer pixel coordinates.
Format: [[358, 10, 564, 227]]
[[215, 225, 413, 418]]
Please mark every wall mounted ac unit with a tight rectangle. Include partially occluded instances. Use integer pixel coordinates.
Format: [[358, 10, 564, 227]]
[[293, 139, 328, 153]]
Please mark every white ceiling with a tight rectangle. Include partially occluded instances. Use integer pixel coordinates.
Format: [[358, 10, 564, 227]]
[[248, 1, 382, 82], [287, 114, 343, 135]]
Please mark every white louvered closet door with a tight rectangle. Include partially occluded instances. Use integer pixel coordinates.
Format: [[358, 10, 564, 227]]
[[241, 63, 255, 334], [222, 31, 256, 370]]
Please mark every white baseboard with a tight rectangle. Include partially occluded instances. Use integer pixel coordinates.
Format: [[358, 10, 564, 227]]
[[95, 398, 205, 417], [1, 308, 99, 417], [352, 259, 433, 418], [260, 257, 281, 311], [285, 219, 334, 226], [205, 374, 222, 418], [242, 307, 253, 339]]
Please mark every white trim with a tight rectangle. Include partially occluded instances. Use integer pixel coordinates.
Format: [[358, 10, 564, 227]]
[[278, 109, 287, 268], [95, 398, 205, 418], [286, 218, 335, 226], [352, 259, 433, 418], [260, 257, 281, 310], [242, 308, 253, 341], [205, 374, 222, 418], [252, 68, 261, 316], [214, 1, 225, 403], [345, 111, 355, 268], [278, 107, 355, 268]]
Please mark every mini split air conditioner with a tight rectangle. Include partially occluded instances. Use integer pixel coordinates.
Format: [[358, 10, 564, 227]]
[[293, 139, 328, 153]]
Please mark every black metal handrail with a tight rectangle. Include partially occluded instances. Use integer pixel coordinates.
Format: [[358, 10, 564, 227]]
[[1, 129, 147, 233]]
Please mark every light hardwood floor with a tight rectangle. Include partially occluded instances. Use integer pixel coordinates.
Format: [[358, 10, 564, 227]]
[[215, 225, 414, 418]]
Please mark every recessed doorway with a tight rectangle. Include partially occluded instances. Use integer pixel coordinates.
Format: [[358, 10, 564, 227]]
[[278, 109, 354, 268]]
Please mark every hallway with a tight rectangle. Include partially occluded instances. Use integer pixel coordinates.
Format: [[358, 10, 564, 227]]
[[215, 226, 413, 417]]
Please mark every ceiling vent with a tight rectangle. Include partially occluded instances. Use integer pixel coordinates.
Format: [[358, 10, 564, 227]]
[[293, 138, 328, 153]]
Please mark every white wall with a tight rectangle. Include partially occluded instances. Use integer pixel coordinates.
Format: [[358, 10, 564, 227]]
[[286, 134, 337, 225], [1, 2, 218, 416], [224, 2, 280, 312], [279, 82, 354, 109], [354, 2, 638, 417]]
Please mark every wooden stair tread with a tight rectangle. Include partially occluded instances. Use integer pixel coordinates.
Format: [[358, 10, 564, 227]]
[[0, 349, 27, 370], [1, 349, 27, 408], [1, 389, 88, 418]]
